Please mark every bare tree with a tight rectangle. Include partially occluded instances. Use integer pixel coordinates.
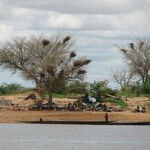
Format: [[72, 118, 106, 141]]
[[120, 40, 150, 84], [112, 67, 133, 89], [0, 35, 91, 103]]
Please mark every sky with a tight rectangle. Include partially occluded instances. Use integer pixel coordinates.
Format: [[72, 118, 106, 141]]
[[0, 0, 150, 87]]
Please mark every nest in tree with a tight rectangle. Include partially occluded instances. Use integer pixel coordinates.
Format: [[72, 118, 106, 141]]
[[82, 59, 91, 65], [70, 51, 76, 58], [47, 65, 54, 76], [74, 60, 82, 67], [60, 60, 64, 64], [77, 70, 86, 75], [130, 43, 134, 49], [121, 49, 127, 53], [139, 41, 144, 49], [39, 72, 45, 78], [74, 59, 91, 67], [63, 36, 71, 44], [58, 70, 65, 79], [42, 39, 50, 46]]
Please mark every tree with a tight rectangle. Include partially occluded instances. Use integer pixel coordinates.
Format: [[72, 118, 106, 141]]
[[120, 40, 150, 84], [112, 67, 133, 89], [0, 35, 91, 103], [90, 80, 108, 97], [66, 81, 88, 95]]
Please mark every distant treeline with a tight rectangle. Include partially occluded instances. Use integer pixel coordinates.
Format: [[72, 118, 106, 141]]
[[0, 81, 149, 97], [0, 83, 32, 95]]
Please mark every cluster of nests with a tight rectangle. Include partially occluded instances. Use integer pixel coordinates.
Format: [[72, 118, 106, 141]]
[[39, 36, 91, 80]]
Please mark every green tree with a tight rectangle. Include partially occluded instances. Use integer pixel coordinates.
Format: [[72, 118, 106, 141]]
[[90, 80, 108, 97], [66, 81, 88, 95]]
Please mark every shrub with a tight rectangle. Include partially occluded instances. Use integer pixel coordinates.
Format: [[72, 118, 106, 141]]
[[141, 83, 150, 94], [104, 88, 117, 96], [0, 83, 23, 95]]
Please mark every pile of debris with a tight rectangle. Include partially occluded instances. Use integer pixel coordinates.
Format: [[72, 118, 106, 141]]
[[133, 105, 146, 113], [66, 99, 123, 112], [103, 94, 128, 101], [13, 93, 126, 112], [13, 93, 64, 111]]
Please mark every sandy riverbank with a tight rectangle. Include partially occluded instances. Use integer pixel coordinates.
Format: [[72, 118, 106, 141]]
[[0, 93, 150, 124], [0, 110, 150, 124]]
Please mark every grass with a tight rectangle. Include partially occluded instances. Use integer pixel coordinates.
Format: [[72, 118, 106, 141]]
[[0, 88, 33, 96], [142, 94, 150, 98], [101, 99, 128, 109], [117, 92, 136, 98], [52, 93, 67, 98], [0, 83, 34, 96], [117, 91, 150, 98]]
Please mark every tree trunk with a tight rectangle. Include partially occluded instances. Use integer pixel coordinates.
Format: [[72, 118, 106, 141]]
[[145, 72, 150, 83], [47, 87, 53, 104], [141, 76, 145, 84]]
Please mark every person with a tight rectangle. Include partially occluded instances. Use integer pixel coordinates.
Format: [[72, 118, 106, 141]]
[[136, 105, 140, 112], [83, 93, 89, 103], [136, 88, 141, 97], [139, 105, 143, 112], [142, 106, 146, 113], [40, 118, 43, 122], [136, 81, 141, 97], [104, 113, 109, 123]]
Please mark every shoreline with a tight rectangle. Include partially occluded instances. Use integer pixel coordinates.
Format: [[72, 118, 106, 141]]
[[0, 110, 150, 124], [22, 120, 150, 125]]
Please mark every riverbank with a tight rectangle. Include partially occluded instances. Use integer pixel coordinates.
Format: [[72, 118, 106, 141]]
[[0, 110, 150, 124], [0, 93, 150, 124]]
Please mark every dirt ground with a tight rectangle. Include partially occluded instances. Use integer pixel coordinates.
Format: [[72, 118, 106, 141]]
[[0, 93, 76, 106], [0, 110, 150, 123], [0, 93, 150, 123], [126, 97, 150, 111]]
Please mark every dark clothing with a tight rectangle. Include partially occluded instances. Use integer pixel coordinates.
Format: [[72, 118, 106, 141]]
[[104, 113, 109, 123], [83, 94, 89, 103]]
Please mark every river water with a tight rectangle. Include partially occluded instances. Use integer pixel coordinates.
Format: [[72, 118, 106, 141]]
[[0, 124, 149, 150]]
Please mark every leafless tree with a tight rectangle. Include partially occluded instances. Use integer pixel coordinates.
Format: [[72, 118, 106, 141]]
[[120, 40, 150, 84], [0, 35, 91, 103], [112, 67, 133, 89]]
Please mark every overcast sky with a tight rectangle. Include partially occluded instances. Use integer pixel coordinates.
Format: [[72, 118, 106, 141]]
[[0, 0, 150, 87]]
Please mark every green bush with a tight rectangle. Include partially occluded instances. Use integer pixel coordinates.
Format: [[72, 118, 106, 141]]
[[90, 81, 117, 97], [141, 83, 150, 94], [129, 84, 137, 92], [103, 88, 117, 96], [101, 99, 128, 109]]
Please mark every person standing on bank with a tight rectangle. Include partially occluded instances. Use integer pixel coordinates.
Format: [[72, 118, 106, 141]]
[[104, 113, 109, 124]]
